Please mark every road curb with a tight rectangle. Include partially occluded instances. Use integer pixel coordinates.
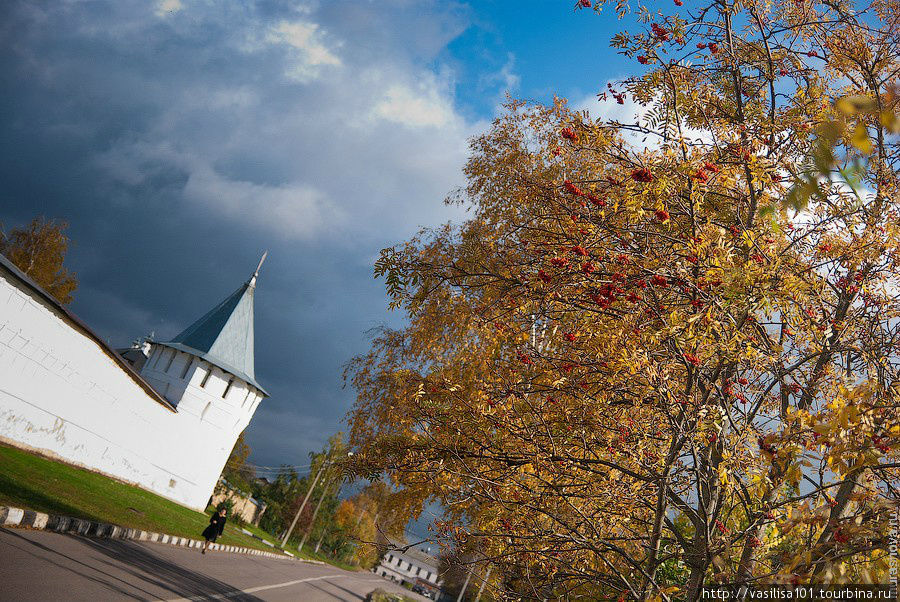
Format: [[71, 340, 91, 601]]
[[0, 505, 324, 564]]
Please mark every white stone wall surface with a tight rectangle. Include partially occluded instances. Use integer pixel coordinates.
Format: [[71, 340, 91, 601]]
[[0, 267, 242, 510]]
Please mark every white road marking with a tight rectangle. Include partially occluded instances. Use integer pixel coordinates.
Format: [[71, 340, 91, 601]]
[[161, 574, 343, 601], [161, 574, 393, 601]]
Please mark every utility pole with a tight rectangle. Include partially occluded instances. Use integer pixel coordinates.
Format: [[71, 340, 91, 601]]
[[370, 511, 380, 542], [299, 479, 333, 553], [474, 565, 492, 602], [314, 527, 326, 554], [314, 507, 332, 553], [354, 505, 367, 528], [456, 565, 475, 602], [280, 460, 328, 548], [358, 509, 380, 530], [309, 482, 342, 554]]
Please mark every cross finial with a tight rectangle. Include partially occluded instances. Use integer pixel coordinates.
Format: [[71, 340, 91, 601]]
[[249, 251, 268, 287]]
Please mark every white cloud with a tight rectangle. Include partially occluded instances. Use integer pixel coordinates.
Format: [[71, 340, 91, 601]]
[[574, 87, 651, 149], [206, 87, 258, 110], [496, 54, 521, 91], [574, 83, 711, 151], [267, 20, 341, 81], [93, 139, 343, 241], [480, 52, 521, 109], [183, 165, 343, 241], [155, 0, 183, 17], [372, 82, 457, 129], [575, 89, 644, 124], [26, 1, 479, 244]]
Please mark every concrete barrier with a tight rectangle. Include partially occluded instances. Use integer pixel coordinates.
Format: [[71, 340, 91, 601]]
[[28, 511, 49, 530], [2, 507, 25, 526], [0, 504, 318, 563]]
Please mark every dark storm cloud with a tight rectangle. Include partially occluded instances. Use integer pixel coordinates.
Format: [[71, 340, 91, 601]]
[[0, 0, 488, 466]]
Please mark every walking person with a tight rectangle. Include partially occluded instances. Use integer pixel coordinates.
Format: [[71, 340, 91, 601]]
[[201, 507, 227, 554]]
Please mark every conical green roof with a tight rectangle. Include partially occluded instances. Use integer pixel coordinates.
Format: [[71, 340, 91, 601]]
[[161, 270, 266, 395]]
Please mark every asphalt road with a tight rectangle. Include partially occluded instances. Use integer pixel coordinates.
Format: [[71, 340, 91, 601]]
[[0, 528, 427, 601]]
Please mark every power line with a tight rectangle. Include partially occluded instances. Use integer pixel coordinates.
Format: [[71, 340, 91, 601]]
[[246, 462, 313, 471], [249, 465, 313, 473], [224, 461, 313, 473]]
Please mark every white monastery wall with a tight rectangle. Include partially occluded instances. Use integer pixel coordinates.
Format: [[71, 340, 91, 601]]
[[0, 269, 238, 510]]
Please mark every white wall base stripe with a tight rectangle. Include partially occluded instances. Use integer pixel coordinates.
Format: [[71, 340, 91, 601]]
[[0, 505, 323, 564]]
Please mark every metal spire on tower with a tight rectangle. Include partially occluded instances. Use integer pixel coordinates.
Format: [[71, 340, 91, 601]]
[[249, 250, 268, 288]]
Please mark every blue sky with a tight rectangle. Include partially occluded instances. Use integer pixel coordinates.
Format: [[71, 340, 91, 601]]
[[0, 0, 641, 470]]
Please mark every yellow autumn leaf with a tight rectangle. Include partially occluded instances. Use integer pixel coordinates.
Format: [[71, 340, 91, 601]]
[[849, 123, 873, 154]]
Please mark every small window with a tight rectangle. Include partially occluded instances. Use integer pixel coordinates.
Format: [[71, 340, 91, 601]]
[[200, 366, 212, 388], [222, 377, 234, 399], [416, 567, 421, 576], [165, 350, 176, 373], [152, 346, 164, 368], [180, 356, 193, 379], [241, 388, 252, 408]]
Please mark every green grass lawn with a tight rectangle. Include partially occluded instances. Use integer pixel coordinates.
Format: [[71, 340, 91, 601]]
[[0, 442, 278, 553], [296, 547, 358, 571]]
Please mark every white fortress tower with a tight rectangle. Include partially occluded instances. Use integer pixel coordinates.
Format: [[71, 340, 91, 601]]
[[0, 252, 270, 509], [139, 253, 269, 434]]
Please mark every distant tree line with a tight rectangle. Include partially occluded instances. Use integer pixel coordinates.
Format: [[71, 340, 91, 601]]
[[222, 431, 407, 568]]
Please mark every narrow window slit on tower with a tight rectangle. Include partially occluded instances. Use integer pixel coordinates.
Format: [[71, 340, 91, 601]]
[[200, 366, 211, 388], [180, 356, 193, 379], [165, 350, 176, 373], [152, 346, 164, 369], [222, 377, 234, 399]]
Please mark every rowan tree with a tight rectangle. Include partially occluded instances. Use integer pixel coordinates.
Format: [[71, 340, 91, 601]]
[[347, 0, 900, 599], [0, 217, 78, 304]]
